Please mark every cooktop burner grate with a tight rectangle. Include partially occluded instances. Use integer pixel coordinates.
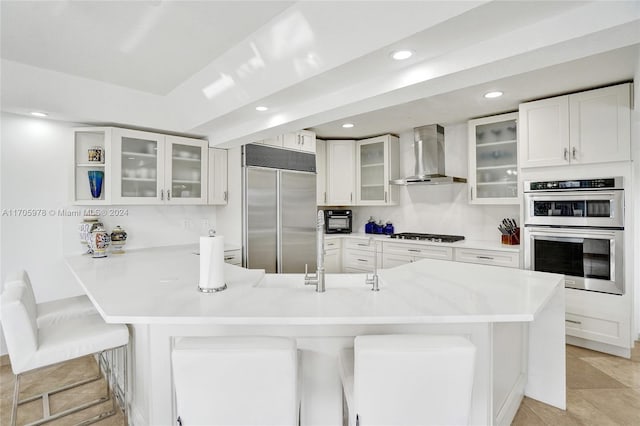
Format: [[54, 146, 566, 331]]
[[389, 233, 465, 243]]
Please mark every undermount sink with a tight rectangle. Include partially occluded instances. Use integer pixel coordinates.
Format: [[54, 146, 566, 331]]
[[254, 273, 379, 289]]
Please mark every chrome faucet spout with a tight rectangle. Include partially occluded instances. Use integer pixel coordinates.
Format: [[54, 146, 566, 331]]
[[365, 237, 380, 291], [305, 211, 326, 292]]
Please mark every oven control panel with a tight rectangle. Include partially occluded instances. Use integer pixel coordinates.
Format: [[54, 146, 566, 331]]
[[525, 177, 621, 192]]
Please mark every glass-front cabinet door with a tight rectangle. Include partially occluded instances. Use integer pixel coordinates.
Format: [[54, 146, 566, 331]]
[[468, 112, 519, 204], [112, 129, 164, 204], [355, 134, 399, 205], [165, 136, 207, 204]]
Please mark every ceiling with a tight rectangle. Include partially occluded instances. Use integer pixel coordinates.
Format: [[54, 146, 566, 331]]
[[1, 1, 639, 146]]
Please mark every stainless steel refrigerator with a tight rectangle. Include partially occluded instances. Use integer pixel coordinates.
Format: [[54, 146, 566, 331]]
[[243, 144, 317, 273]]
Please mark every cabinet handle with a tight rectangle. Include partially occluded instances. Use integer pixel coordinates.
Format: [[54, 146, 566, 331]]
[[408, 249, 421, 253], [477, 255, 494, 260], [350, 192, 353, 202], [357, 243, 368, 247], [327, 243, 335, 247], [563, 148, 569, 161], [565, 319, 582, 325], [324, 192, 327, 203], [160, 189, 164, 200], [357, 259, 368, 262], [223, 191, 228, 201], [167, 190, 171, 200], [572, 147, 577, 160], [224, 256, 235, 261], [470, 187, 473, 200]]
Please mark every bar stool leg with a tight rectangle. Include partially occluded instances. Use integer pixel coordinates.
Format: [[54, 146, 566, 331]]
[[11, 373, 20, 426]]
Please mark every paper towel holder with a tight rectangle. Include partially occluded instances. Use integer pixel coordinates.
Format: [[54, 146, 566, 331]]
[[198, 228, 228, 293]]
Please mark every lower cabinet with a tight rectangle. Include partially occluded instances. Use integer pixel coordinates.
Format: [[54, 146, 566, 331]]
[[223, 249, 242, 266], [342, 238, 382, 273], [324, 239, 342, 273], [382, 242, 453, 268], [453, 248, 519, 268], [565, 288, 631, 351]]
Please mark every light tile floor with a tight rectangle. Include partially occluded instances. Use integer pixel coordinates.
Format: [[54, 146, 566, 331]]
[[512, 342, 640, 425], [1, 342, 638, 425]]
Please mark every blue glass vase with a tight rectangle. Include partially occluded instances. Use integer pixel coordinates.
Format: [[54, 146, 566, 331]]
[[88, 171, 104, 199]]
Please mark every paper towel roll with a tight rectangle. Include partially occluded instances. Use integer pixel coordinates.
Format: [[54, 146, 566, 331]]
[[199, 234, 226, 291]]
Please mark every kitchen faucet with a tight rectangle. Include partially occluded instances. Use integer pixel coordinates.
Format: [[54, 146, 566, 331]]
[[365, 237, 380, 291], [305, 211, 326, 292]]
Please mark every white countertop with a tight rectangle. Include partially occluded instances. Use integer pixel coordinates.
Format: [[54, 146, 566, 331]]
[[66, 245, 561, 325], [326, 232, 520, 252]]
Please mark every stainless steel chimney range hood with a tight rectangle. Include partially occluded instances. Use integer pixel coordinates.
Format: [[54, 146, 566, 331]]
[[390, 124, 467, 185]]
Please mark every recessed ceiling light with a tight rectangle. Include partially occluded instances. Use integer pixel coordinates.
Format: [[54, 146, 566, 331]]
[[255, 106, 268, 111], [484, 91, 503, 99], [391, 50, 413, 60], [30, 111, 48, 117], [342, 123, 355, 128]]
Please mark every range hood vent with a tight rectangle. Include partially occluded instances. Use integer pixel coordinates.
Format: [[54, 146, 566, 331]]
[[390, 124, 467, 185]]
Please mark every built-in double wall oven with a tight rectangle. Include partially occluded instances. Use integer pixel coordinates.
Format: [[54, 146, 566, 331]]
[[523, 177, 624, 295]]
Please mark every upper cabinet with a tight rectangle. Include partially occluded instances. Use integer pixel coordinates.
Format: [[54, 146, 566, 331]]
[[73, 127, 112, 204], [111, 129, 207, 204], [208, 148, 228, 205], [468, 112, 518, 204], [259, 130, 316, 153], [326, 140, 356, 205], [356, 135, 399, 205], [316, 139, 327, 205], [74, 127, 209, 205], [519, 83, 631, 168], [321, 135, 400, 206]]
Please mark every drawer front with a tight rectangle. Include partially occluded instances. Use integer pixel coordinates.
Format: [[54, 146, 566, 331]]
[[344, 238, 376, 252], [223, 249, 242, 266], [384, 242, 453, 261], [454, 248, 519, 268], [343, 249, 378, 272], [324, 239, 342, 250], [565, 312, 627, 347], [382, 253, 413, 269]]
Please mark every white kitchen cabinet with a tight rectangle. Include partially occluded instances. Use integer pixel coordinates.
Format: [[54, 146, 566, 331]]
[[111, 129, 208, 205], [73, 127, 112, 204], [342, 238, 382, 273], [316, 139, 327, 205], [454, 248, 519, 269], [468, 112, 518, 204], [326, 140, 356, 205], [282, 130, 316, 153], [223, 249, 242, 266], [356, 134, 399, 205], [519, 83, 631, 168], [382, 241, 453, 268], [324, 239, 342, 273], [208, 148, 228, 205], [565, 288, 631, 352]]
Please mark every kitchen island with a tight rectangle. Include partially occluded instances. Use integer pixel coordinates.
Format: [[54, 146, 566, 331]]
[[66, 245, 565, 426]]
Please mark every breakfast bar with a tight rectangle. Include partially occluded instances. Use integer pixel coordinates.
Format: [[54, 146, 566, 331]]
[[66, 245, 566, 426]]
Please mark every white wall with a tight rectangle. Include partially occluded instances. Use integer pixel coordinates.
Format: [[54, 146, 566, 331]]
[[351, 123, 519, 240], [633, 54, 640, 340], [0, 113, 217, 355]]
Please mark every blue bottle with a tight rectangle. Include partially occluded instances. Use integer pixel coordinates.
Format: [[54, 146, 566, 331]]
[[365, 217, 375, 234], [384, 221, 394, 235], [374, 220, 384, 234]]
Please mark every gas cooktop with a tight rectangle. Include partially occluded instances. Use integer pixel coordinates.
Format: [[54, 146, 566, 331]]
[[389, 233, 465, 243]]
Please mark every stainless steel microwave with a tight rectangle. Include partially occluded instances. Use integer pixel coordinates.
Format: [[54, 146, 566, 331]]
[[324, 210, 352, 234]]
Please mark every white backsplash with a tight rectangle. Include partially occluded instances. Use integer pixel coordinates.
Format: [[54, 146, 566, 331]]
[[350, 123, 519, 241]]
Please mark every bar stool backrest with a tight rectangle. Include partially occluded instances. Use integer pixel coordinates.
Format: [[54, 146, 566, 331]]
[[1, 284, 39, 374]]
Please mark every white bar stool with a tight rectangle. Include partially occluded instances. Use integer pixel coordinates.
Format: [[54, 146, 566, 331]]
[[1, 283, 129, 426], [338, 334, 476, 426], [4, 270, 97, 327], [172, 336, 300, 426]]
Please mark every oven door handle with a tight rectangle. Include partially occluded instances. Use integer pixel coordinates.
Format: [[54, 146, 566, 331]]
[[531, 235, 585, 244]]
